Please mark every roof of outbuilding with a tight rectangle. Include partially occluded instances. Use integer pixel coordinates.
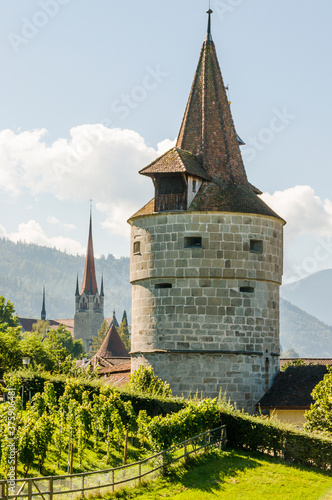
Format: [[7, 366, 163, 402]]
[[257, 365, 329, 410], [280, 358, 332, 368], [139, 147, 211, 181], [94, 324, 130, 360]]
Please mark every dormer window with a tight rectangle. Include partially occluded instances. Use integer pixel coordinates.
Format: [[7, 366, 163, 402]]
[[155, 175, 187, 212]]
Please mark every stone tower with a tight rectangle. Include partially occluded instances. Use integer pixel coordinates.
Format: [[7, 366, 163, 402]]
[[74, 213, 104, 352], [128, 11, 285, 412]]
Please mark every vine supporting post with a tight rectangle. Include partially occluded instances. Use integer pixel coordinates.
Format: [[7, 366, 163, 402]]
[[27, 479, 32, 500], [48, 477, 53, 500], [111, 471, 114, 493]]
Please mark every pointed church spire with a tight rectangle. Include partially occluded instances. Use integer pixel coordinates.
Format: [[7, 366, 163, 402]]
[[75, 274, 80, 296], [100, 275, 104, 297], [81, 209, 98, 295], [41, 284, 46, 321], [176, 10, 249, 187]]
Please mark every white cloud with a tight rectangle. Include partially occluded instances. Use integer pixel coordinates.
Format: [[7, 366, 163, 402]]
[[0, 125, 170, 239], [47, 216, 76, 232], [261, 186, 332, 241], [2, 220, 85, 255], [261, 186, 332, 283]]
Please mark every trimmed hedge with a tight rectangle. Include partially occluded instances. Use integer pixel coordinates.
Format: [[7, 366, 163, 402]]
[[219, 405, 332, 471]]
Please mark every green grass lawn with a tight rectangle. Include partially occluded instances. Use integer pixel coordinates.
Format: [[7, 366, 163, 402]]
[[97, 449, 332, 500]]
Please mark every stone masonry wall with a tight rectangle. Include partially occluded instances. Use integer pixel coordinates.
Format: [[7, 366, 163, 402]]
[[129, 211, 284, 412]]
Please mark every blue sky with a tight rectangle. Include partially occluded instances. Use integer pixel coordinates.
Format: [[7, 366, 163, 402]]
[[0, 0, 332, 283]]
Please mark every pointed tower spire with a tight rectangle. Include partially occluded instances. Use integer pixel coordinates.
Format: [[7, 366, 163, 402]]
[[100, 275, 104, 297], [41, 284, 46, 321], [81, 208, 98, 295], [206, 8, 213, 42], [176, 9, 248, 187], [75, 274, 80, 296]]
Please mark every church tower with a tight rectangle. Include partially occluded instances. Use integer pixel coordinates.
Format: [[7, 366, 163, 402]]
[[128, 11, 285, 412], [74, 212, 104, 352]]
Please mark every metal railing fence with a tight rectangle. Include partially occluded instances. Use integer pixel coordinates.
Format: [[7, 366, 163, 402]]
[[0, 426, 226, 500]]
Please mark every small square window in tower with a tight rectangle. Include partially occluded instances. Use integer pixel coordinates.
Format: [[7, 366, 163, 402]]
[[133, 241, 141, 255], [250, 239, 263, 253], [184, 236, 202, 248]]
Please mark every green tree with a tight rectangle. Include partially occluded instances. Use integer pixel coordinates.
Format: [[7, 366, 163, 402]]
[[305, 366, 332, 434], [0, 296, 19, 330], [89, 320, 109, 356], [118, 318, 131, 351], [129, 365, 172, 397]]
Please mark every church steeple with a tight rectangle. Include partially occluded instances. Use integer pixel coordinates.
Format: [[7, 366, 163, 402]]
[[81, 211, 98, 295], [41, 284, 46, 321], [176, 8, 248, 186]]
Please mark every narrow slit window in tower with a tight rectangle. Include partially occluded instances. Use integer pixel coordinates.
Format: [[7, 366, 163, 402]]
[[155, 283, 172, 289], [239, 286, 255, 293], [133, 241, 141, 255]]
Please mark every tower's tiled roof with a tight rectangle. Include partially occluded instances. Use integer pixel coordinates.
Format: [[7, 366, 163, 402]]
[[139, 147, 211, 180], [188, 182, 283, 220], [129, 11, 284, 222], [176, 33, 248, 187], [81, 214, 98, 295]]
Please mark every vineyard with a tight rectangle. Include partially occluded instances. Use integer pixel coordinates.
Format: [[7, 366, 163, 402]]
[[0, 377, 222, 479]]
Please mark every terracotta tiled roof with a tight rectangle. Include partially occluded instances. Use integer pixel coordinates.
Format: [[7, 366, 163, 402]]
[[139, 147, 211, 181], [81, 214, 98, 295], [280, 358, 332, 368], [98, 362, 131, 375], [94, 324, 129, 359], [18, 318, 74, 337], [257, 365, 329, 410]]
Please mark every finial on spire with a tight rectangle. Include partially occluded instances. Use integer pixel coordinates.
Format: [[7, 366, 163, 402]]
[[206, 8, 213, 42]]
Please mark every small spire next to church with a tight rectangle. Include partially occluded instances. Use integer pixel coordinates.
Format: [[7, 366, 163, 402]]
[[100, 275, 104, 297], [41, 284, 46, 321], [206, 8, 213, 42], [75, 274, 80, 296]]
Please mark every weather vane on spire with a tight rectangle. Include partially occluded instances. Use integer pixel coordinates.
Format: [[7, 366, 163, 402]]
[[206, 4, 213, 42]]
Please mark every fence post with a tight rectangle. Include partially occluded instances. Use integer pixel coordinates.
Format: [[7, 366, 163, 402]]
[[111, 470, 114, 493], [81, 475, 85, 499], [162, 451, 166, 476], [138, 463, 141, 486], [49, 477, 53, 500], [28, 479, 32, 500]]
